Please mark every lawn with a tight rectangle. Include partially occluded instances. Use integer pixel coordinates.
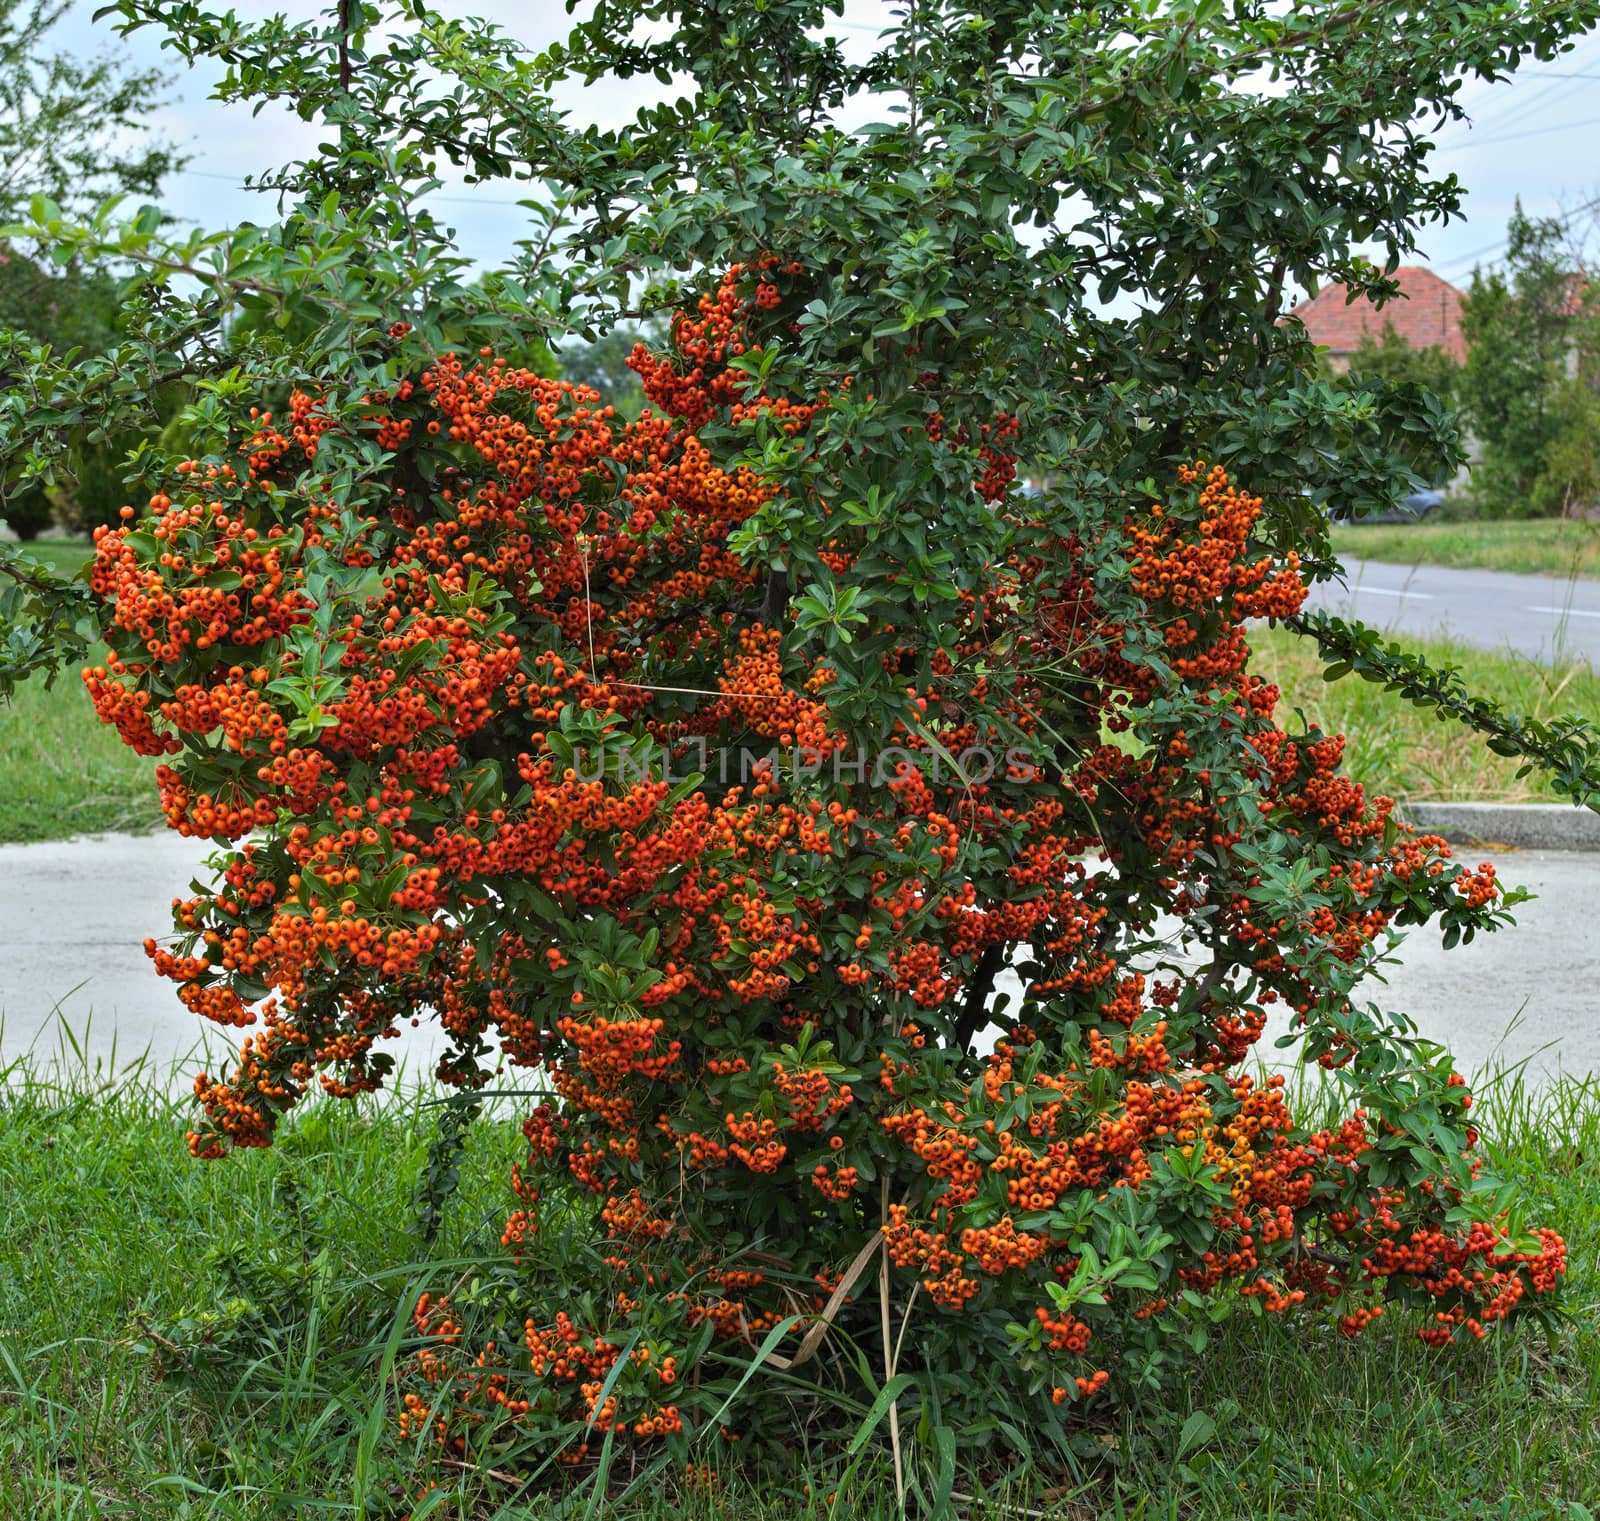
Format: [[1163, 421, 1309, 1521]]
[[1, 1058, 1597, 1518], [0, 541, 164, 842], [1330, 519, 1600, 581], [0, 669, 165, 842], [8, 538, 97, 578]]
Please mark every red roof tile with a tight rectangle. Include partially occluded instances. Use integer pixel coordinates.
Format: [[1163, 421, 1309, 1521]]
[[1287, 266, 1465, 361]]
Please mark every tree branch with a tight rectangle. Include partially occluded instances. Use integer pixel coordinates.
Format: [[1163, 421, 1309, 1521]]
[[337, 0, 353, 93], [954, 945, 1004, 1052], [759, 566, 789, 627]]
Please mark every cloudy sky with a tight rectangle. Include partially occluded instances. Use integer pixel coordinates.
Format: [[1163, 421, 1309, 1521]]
[[55, 0, 1600, 294]]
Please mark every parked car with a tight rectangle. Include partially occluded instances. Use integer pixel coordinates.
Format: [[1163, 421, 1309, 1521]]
[[1373, 488, 1444, 524], [1327, 488, 1444, 525]]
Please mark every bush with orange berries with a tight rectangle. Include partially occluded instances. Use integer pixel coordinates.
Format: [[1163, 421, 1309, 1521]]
[[81, 260, 1562, 1483]]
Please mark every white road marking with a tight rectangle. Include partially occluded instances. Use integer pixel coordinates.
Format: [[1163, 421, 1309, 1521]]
[[1525, 605, 1600, 619], [1346, 586, 1435, 600]]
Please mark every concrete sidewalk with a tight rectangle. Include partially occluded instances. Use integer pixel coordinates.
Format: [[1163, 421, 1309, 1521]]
[[0, 833, 1594, 1087], [1261, 847, 1597, 1085], [0, 831, 450, 1083]]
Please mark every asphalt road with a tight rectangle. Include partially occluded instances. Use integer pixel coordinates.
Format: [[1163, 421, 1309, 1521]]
[[1305, 556, 1600, 666], [1, 832, 1594, 1092]]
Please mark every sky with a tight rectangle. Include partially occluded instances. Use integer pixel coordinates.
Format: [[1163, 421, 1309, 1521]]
[[51, 0, 1600, 295]]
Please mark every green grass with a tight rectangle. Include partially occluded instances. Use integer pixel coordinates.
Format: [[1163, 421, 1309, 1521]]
[[0, 1060, 521, 1519], [2, 1051, 1599, 1518], [0, 669, 166, 842], [10, 538, 97, 577], [0, 541, 164, 842], [1256, 624, 1600, 804], [1330, 519, 1600, 580]]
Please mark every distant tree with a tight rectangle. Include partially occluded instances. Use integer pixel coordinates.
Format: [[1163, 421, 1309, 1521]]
[[1459, 203, 1599, 518], [0, 0, 182, 540], [1342, 320, 1460, 400], [0, 475, 51, 540], [1536, 375, 1600, 518], [0, 0, 180, 223], [0, 260, 126, 537], [557, 318, 670, 417], [0, 259, 192, 535], [0, 256, 120, 355]]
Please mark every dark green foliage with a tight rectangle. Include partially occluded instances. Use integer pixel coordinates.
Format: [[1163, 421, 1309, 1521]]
[[0, 261, 121, 538], [411, 1094, 483, 1246], [0, 477, 51, 539], [0, 258, 164, 533], [0, 0, 1589, 770], [0, 253, 120, 355], [0, 544, 94, 689]]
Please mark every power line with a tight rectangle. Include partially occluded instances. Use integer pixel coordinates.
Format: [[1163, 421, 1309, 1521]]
[[1435, 34, 1600, 142], [1433, 231, 1525, 277], [1435, 112, 1600, 155], [1431, 192, 1600, 279], [1460, 73, 1586, 136]]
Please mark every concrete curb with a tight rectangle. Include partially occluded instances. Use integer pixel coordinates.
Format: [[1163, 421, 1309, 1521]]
[[1401, 801, 1600, 852]]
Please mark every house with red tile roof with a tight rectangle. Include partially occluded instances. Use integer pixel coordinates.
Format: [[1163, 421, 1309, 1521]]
[[1286, 265, 1465, 369]]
